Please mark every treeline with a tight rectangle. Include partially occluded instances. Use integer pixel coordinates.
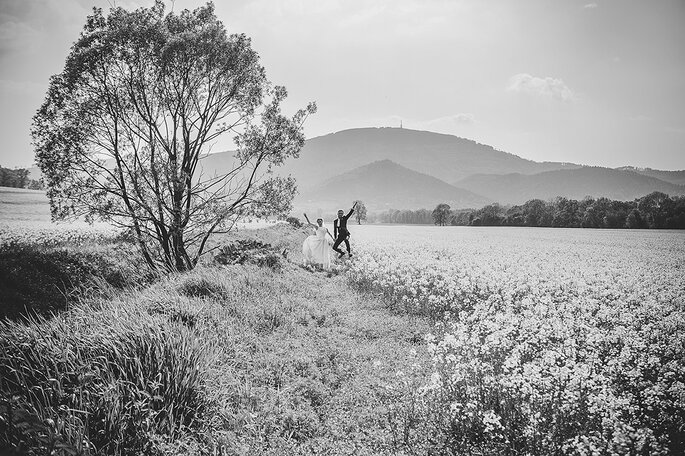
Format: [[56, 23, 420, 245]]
[[374, 192, 685, 229], [0, 166, 43, 189], [459, 192, 685, 229], [372, 208, 434, 224]]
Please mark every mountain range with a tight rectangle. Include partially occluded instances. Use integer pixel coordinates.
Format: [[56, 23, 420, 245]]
[[615, 167, 685, 186], [453, 167, 685, 205], [281, 127, 684, 210], [277, 127, 581, 188], [25, 127, 685, 212], [299, 159, 490, 212]]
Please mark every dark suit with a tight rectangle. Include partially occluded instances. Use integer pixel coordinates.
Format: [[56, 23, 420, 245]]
[[333, 208, 354, 255]]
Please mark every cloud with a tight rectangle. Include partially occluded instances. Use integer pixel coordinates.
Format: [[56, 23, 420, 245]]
[[424, 113, 476, 127], [452, 113, 476, 124], [583, 3, 598, 8], [507, 73, 575, 102]]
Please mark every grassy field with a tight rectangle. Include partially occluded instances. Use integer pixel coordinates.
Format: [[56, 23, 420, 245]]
[[0, 212, 433, 455], [1, 188, 684, 454], [0, 186, 52, 223]]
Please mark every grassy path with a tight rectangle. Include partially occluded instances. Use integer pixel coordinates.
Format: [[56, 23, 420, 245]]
[[147, 221, 436, 453], [165, 261, 432, 455]]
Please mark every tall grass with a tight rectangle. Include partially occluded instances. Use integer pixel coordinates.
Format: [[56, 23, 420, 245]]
[[0, 298, 210, 455]]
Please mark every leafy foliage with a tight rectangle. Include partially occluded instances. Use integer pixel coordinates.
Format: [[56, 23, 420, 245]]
[[285, 216, 303, 228], [353, 200, 367, 225], [459, 192, 685, 228], [374, 208, 433, 224], [431, 203, 451, 226], [213, 239, 284, 271], [375, 192, 685, 229], [0, 167, 42, 189]]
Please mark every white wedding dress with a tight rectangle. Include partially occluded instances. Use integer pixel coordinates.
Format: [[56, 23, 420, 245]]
[[302, 226, 332, 270]]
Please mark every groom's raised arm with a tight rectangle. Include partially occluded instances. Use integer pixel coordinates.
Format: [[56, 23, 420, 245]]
[[345, 205, 355, 219]]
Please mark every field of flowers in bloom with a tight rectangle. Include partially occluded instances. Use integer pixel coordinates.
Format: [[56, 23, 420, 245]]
[[0, 220, 120, 247], [348, 225, 685, 455], [0, 187, 121, 247]]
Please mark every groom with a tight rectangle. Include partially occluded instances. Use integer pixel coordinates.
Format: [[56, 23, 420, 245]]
[[333, 201, 357, 258]]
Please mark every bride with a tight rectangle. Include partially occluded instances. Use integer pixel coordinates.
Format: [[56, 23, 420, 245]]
[[302, 213, 335, 270]]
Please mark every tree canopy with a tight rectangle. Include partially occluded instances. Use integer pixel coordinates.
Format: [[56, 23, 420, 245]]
[[432, 203, 451, 226], [32, 1, 315, 271], [460, 192, 685, 229], [371, 192, 685, 229], [353, 200, 367, 225], [0, 167, 42, 189]]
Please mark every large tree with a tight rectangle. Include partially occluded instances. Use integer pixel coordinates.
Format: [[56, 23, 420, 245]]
[[32, 2, 315, 271], [432, 203, 451, 226], [637, 191, 672, 229]]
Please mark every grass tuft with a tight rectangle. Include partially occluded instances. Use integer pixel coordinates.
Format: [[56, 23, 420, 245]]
[[178, 275, 229, 300]]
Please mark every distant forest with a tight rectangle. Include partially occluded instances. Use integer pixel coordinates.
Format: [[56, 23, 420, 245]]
[[0, 167, 43, 189], [373, 192, 685, 229]]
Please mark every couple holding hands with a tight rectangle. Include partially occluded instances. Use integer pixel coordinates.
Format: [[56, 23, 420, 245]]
[[302, 202, 357, 271]]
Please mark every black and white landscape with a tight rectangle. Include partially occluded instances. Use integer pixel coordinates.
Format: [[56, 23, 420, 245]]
[[1, 1, 684, 455]]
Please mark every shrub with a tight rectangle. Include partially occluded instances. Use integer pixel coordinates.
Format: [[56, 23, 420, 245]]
[[285, 216, 303, 228], [177, 276, 230, 299], [256, 253, 283, 271], [214, 240, 284, 271]]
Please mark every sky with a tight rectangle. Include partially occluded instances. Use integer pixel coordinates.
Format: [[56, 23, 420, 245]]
[[0, 0, 684, 170]]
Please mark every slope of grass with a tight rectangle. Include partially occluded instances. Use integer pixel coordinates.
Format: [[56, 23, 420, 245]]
[[1, 224, 432, 455], [0, 241, 154, 320]]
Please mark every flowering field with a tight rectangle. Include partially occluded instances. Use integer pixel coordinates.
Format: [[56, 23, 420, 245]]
[[0, 187, 119, 247], [0, 186, 52, 223], [348, 225, 685, 455], [0, 186, 282, 248], [0, 220, 120, 248]]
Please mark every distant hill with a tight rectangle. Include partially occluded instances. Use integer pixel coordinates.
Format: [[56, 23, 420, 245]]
[[616, 166, 685, 186], [297, 159, 490, 212], [21, 128, 684, 212], [277, 127, 582, 190], [454, 167, 685, 205]]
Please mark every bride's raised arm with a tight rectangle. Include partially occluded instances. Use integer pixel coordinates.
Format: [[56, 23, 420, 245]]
[[303, 213, 317, 228]]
